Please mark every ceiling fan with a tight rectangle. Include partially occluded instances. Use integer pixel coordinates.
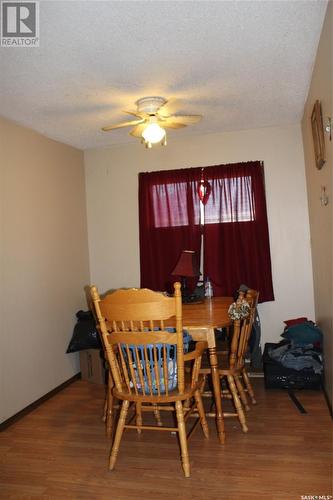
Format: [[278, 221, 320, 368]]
[[101, 96, 202, 148]]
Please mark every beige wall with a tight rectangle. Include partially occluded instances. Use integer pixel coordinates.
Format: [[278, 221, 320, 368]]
[[302, 1, 332, 404], [85, 123, 315, 346], [0, 116, 90, 423]]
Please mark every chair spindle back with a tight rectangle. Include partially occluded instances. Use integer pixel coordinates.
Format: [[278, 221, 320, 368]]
[[90, 282, 185, 398]]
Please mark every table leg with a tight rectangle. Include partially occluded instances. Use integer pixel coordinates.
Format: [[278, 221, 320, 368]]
[[208, 346, 225, 444]]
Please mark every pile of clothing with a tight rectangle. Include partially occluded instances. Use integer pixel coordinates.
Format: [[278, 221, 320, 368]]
[[268, 343, 323, 374], [268, 317, 323, 374]]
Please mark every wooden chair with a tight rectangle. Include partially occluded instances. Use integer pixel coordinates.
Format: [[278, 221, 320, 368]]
[[240, 288, 259, 406], [201, 294, 254, 432], [92, 302, 156, 440], [90, 282, 209, 478], [215, 288, 259, 409]]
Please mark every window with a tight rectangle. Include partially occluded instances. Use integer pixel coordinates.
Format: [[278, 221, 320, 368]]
[[202, 175, 255, 224], [152, 182, 192, 228], [139, 167, 201, 293], [139, 161, 274, 302]]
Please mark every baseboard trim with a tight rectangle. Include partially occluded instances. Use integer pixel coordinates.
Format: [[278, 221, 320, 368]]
[[248, 372, 264, 378], [0, 372, 81, 432]]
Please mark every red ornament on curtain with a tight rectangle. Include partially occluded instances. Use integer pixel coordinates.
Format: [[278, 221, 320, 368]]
[[197, 178, 211, 205]]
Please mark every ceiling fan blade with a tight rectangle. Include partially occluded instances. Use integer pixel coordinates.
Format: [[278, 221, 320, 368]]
[[160, 121, 187, 129], [159, 97, 183, 116], [102, 119, 144, 132], [123, 110, 146, 119], [130, 123, 147, 137], [164, 114, 202, 125]]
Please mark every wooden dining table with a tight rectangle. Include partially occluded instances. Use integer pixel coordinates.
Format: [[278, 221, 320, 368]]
[[181, 296, 233, 444]]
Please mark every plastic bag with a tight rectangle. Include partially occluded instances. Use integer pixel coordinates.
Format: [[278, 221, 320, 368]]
[[66, 310, 102, 353]]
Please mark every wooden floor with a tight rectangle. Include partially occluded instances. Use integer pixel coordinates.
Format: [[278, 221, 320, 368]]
[[0, 379, 332, 499]]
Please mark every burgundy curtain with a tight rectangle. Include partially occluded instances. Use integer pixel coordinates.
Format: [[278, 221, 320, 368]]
[[139, 168, 202, 292], [203, 161, 274, 302]]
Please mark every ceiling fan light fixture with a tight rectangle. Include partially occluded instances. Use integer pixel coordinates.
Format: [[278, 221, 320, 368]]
[[101, 96, 202, 147], [142, 121, 166, 144]]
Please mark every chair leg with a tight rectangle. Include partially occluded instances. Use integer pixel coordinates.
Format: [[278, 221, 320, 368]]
[[103, 372, 111, 422], [153, 404, 163, 426], [242, 368, 257, 404], [136, 402, 142, 434], [175, 400, 190, 478], [102, 371, 115, 438], [183, 398, 191, 411], [227, 375, 248, 433], [194, 389, 209, 439], [208, 346, 225, 444], [109, 400, 129, 470], [106, 373, 114, 438], [199, 375, 207, 393], [103, 396, 108, 423], [106, 396, 114, 439], [235, 375, 250, 411]]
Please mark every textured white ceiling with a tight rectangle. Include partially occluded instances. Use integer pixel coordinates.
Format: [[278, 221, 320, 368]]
[[0, 0, 328, 150]]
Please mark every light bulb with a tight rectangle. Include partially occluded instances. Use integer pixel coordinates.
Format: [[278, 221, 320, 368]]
[[142, 122, 166, 144]]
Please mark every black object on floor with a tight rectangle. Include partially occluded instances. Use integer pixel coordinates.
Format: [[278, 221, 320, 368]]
[[263, 342, 322, 390], [287, 390, 307, 414], [67, 310, 102, 353]]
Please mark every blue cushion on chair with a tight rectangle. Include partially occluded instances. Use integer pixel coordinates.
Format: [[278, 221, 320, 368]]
[[122, 329, 192, 394]]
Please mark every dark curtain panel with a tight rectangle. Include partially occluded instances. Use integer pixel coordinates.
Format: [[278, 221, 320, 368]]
[[203, 161, 274, 302], [139, 167, 202, 292]]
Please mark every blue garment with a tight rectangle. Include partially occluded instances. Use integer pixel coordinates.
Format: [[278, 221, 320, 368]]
[[268, 343, 323, 374]]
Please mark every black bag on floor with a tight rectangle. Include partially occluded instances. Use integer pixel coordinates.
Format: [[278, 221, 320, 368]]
[[66, 310, 102, 353]]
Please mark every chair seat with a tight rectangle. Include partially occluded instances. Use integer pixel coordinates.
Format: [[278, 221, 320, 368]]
[[113, 377, 204, 403]]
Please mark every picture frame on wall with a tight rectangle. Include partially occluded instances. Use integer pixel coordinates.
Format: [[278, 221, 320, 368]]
[[311, 100, 326, 169]]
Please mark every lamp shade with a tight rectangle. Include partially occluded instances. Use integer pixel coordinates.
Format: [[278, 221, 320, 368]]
[[171, 250, 200, 278], [142, 122, 166, 144]]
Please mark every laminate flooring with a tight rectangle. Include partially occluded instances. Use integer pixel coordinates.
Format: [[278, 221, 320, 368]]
[[0, 379, 332, 499]]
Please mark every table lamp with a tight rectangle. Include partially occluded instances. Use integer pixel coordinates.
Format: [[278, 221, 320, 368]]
[[171, 250, 200, 302]]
